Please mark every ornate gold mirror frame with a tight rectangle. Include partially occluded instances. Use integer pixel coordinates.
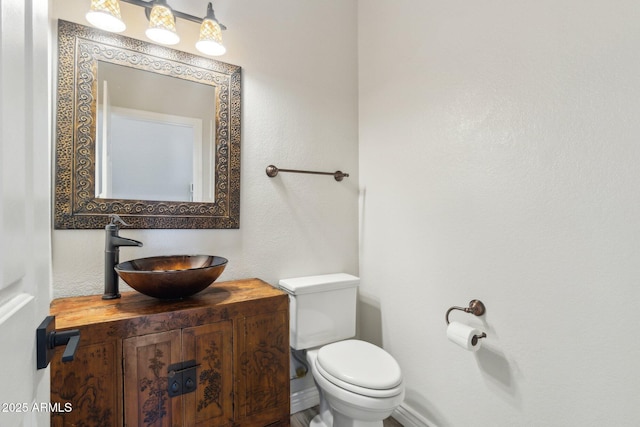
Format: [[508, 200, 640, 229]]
[[54, 20, 241, 229]]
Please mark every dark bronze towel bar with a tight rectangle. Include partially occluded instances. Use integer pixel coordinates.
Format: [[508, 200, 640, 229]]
[[266, 165, 349, 182]]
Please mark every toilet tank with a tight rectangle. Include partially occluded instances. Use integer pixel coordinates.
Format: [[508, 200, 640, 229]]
[[279, 273, 359, 350]]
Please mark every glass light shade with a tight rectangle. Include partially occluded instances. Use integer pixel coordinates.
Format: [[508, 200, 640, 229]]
[[86, 0, 126, 32], [145, 3, 180, 45], [196, 19, 226, 56]]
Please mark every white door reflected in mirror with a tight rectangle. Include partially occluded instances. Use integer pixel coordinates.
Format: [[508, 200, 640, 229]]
[[96, 61, 215, 203], [96, 107, 204, 202]]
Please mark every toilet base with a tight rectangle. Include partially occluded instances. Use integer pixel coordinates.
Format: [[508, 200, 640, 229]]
[[310, 412, 383, 427], [310, 394, 333, 427], [310, 414, 330, 427]]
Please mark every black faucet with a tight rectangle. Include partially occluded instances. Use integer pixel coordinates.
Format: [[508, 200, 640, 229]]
[[103, 214, 143, 300]]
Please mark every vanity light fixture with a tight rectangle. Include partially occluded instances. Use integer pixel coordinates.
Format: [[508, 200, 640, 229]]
[[85, 0, 227, 55], [86, 0, 127, 33], [145, 0, 179, 45], [195, 3, 227, 56]]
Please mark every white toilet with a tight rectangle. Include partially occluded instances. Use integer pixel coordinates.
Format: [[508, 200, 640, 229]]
[[279, 273, 405, 427]]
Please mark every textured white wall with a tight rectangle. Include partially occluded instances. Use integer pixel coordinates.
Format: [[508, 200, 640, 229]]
[[51, 0, 359, 297], [359, 1, 640, 426]]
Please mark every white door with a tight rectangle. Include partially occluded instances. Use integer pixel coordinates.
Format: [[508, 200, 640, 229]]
[[0, 0, 52, 426], [96, 80, 113, 198]]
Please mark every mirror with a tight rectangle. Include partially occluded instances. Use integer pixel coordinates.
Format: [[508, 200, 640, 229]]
[[54, 20, 241, 229], [96, 61, 216, 203]]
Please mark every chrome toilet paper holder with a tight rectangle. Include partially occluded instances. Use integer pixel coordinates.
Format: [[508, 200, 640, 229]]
[[446, 299, 487, 343]]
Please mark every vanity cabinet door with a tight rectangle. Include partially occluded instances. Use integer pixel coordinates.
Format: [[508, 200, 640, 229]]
[[51, 340, 122, 427], [123, 322, 234, 427], [183, 322, 233, 427], [123, 330, 183, 427]]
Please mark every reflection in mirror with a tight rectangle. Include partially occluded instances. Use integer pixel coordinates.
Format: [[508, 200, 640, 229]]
[[96, 62, 216, 202], [54, 20, 241, 229]]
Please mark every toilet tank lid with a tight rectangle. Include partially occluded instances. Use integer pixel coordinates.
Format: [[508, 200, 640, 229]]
[[279, 273, 359, 295]]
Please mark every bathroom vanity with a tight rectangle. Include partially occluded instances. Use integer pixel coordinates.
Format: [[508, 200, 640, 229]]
[[49, 278, 290, 427]]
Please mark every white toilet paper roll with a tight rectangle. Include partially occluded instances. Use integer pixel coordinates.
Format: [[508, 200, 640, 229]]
[[447, 321, 483, 352]]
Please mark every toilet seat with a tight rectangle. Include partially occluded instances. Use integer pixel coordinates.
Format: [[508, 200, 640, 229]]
[[315, 340, 403, 398]]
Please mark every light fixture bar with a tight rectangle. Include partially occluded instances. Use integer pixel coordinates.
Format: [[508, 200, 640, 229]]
[[86, 0, 228, 55], [119, 0, 226, 29]]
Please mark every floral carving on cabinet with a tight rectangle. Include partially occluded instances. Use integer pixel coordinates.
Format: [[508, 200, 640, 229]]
[[240, 312, 288, 415], [197, 341, 223, 413], [139, 348, 169, 426], [251, 345, 283, 410]]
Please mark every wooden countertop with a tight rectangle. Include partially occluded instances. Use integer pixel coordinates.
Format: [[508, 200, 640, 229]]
[[50, 278, 287, 330]]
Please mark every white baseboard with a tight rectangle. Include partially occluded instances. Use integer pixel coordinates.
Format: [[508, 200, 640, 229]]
[[392, 403, 431, 427], [291, 386, 320, 414], [291, 387, 430, 427]]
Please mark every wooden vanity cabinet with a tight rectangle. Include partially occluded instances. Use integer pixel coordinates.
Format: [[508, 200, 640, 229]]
[[49, 278, 290, 427]]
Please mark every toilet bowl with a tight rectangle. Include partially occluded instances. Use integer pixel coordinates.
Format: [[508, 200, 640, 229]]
[[307, 340, 405, 427], [279, 274, 405, 427]]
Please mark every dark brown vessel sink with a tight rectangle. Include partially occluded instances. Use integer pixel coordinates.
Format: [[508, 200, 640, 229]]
[[115, 255, 228, 299]]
